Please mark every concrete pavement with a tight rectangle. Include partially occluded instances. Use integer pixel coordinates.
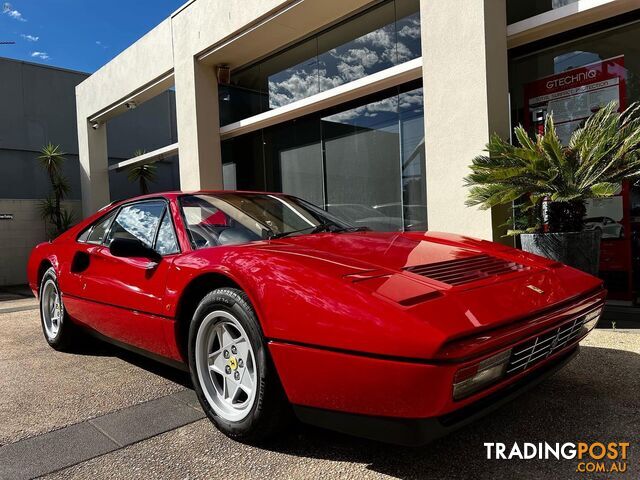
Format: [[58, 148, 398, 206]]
[[0, 308, 638, 479], [0, 286, 37, 314]]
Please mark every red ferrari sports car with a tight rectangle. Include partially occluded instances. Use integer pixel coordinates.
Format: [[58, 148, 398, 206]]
[[28, 191, 606, 445]]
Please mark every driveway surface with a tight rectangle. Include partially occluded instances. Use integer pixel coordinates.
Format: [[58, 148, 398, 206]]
[[0, 308, 638, 479]]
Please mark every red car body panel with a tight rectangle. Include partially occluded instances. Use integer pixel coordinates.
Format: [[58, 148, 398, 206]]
[[27, 191, 605, 425]]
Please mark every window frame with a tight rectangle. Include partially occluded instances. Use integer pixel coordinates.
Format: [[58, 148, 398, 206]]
[[78, 210, 118, 245], [77, 197, 181, 257], [152, 207, 181, 256]]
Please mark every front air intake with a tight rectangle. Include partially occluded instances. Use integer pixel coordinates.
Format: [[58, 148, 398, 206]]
[[404, 254, 530, 286]]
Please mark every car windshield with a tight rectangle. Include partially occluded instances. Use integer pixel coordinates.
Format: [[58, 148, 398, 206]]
[[179, 193, 356, 249]]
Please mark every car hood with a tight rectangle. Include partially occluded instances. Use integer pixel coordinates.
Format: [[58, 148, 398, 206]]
[[260, 231, 538, 277], [251, 231, 603, 349]]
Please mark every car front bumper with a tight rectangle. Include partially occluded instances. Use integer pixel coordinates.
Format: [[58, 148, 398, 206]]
[[292, 346, 578, 446]]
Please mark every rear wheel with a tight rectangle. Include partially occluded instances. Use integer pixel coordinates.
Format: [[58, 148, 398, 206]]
[[188, 288, 290, 443], [39, 267, 76, 350]]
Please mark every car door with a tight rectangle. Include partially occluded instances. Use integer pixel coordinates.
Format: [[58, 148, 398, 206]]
[[62, 208, 118, 300], [77, 200, 181, 355]]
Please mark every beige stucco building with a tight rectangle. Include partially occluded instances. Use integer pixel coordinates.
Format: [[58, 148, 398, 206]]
[[77, 0, 640, 302]]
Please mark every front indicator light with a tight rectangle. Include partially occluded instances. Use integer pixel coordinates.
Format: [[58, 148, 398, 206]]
[[584, 307, 602, 331], [452, 349, 512, 400]]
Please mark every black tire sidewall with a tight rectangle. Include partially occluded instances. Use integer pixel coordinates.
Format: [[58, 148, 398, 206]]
[[188, 288, 275, 439]]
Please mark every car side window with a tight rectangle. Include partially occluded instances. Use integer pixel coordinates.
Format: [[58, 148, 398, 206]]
[[85, 211, 117, 245], [105, 201, 165, 248], [154, 210, 179, 255]]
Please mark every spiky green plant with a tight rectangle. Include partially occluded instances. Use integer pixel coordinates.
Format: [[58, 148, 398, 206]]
[[38, 143, 73, 237], [465, 102, 640, 234], [127, 149, 157, 195]]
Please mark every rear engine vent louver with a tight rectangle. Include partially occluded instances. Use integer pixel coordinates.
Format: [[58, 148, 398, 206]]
[[404, 254, 530, 286]]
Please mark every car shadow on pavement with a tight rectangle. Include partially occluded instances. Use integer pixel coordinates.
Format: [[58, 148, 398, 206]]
[[259, 345, 639, 480], [70, 335, 193, 389], [71, 335, 639, 479]]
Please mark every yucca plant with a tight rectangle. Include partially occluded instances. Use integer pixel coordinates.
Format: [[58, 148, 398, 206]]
[[38, 143, 73, 237], [127, 149, 157, 195], [465, 101, 640, 234]]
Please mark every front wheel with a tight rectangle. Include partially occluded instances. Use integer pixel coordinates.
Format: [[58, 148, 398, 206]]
[[39, 267, 76, 350], [188, 288, 291, 443]]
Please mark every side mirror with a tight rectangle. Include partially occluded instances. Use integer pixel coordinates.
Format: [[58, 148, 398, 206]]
[[109, 237, 161, 262]]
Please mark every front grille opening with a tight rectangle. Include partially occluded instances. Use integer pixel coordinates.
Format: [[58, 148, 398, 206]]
[[507, 316, 587, 375], [404, 254, 530, 286]]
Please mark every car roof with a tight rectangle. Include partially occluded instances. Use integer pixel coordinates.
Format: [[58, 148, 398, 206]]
[[108, 190, 287, 205]]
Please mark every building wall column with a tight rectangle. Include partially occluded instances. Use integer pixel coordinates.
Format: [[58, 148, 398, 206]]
[[77, 114, 110, 216], [420, 0, 511, 241], [174, 56, 223, 191]]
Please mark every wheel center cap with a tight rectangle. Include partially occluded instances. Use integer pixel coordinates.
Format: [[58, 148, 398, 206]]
[[228, 357, 238, 370]]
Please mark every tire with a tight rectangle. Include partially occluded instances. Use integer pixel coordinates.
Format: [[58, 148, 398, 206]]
[[39, 267, 76, 351], [188, 287, 291, 443]]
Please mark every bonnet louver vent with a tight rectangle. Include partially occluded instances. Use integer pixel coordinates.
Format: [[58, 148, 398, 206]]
[[404, 254, 530, 286]]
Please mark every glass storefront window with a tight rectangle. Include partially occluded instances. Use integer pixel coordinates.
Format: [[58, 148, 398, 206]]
[[399, 85, 426, 230], [219, 0, 421, 126], [317, 2, 397, 91], [263, 116, 324, 206], [221, 80, 426, 232], [322, 92, 402, 230], [508, 20, 640, 302], [221, 130, 265, 191], [507, 0, 579, 24], [261, 38, 320, 110], [396, 0, 422, 62], [219, 64, 260, 126]]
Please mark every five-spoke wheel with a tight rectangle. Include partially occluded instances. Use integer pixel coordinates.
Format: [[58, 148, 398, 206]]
[[195, 310, 257, 422], [188, 287, 291, 443]]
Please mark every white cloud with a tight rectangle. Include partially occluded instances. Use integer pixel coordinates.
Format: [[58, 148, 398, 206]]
[[336, 62, 366, 83], [398, 17, 421, 40], [323, 97, 399, 124], [265, 21, 422, 109], [21, 34, 38, 42], [268, 69, 318, 108], [2, 2, 26, 21], [355, 28, 394, 51], [398, 24, 420, 40], [95, 40, 108, 49], [31, 51, 49, 60]]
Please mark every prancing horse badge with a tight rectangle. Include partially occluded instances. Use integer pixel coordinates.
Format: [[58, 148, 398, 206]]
[[526, 285, 544, 294]]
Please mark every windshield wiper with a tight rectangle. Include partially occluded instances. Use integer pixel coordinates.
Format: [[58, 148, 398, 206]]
[[269, 223, 332, 239], [331, 226, 370, 233], [269, 224, 368, 240]]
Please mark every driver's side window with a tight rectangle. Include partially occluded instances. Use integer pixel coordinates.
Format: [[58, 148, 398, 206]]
[[105, 201, 165, 248]]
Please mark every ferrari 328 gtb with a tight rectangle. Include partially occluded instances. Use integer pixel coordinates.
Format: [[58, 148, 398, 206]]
[[28, 191, 605, 445]]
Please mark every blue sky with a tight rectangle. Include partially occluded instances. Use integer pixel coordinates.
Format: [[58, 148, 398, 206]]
[[0, 1, 184, 73]]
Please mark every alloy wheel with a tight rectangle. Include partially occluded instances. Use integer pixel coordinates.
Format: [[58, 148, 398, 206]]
[[41, 279, 62, 340], [195, 310, 258, 422]]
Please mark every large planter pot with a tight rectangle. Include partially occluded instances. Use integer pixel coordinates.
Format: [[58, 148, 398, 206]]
[[520, 230, 601, 275]]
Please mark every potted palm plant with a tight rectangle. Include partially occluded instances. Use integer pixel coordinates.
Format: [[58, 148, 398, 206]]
[[465, 101, 640, 275]]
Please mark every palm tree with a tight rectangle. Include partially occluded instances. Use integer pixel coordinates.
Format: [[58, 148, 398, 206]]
[[465, 102, 640, 233], [38, 143, 67, 233], [127, 149, 157, 195]]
